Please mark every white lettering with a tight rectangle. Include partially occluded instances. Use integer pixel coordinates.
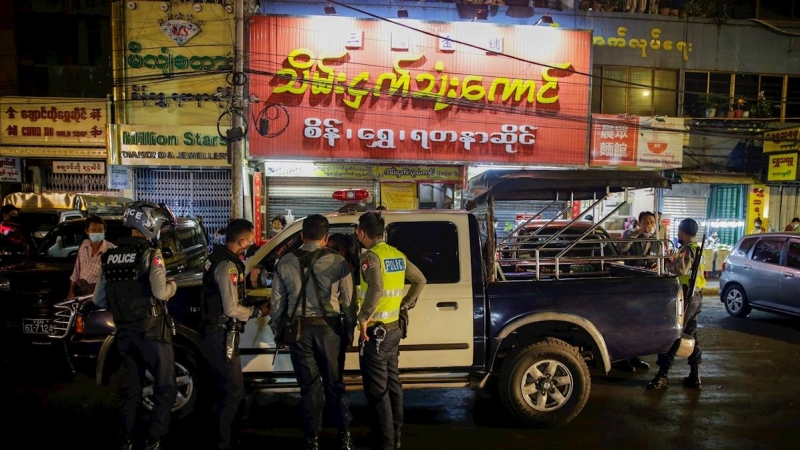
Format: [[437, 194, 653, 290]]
[[108, 253, 137, 264]]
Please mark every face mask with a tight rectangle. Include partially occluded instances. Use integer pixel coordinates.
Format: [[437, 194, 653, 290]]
[[88, 232, 105, 243]]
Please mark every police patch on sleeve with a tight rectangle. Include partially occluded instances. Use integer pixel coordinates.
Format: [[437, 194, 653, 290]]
[[361, 260, 369, 273], [229, 267, 238, 285], [153, 255, 164, 268]]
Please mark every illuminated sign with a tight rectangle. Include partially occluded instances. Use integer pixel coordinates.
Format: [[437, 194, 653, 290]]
[[767, 153, 798, 181], [110, 125, 229, 167], [589, 114, 684, 169], [1, 97, 108, 147]]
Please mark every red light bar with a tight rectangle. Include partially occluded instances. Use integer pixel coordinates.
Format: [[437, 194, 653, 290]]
[[332, 189, 370, 202]]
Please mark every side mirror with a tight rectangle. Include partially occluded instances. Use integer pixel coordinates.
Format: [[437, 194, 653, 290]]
[[161, 247, 174, 259]]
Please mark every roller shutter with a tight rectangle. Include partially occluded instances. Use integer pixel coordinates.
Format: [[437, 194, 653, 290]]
[[267, 177, 375, 222]]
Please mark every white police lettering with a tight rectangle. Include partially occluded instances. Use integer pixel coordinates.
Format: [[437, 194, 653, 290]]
[[303, 118, 537, 153], [383, 258, 406, 273], [108, 253, 137, 264]]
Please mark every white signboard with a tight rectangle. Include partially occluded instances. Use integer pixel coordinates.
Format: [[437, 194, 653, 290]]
[[109, 165, 131, 190], [0, 157, 22, 182]]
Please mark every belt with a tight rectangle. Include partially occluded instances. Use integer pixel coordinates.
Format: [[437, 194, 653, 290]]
[[369, 321, 401, 331], [203, 316, 230, 325]]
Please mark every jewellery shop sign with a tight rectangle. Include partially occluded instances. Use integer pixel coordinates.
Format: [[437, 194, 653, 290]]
[[249, 16, 592, 166], [1, 97, 108, 147], [109, 124, 230, 167]]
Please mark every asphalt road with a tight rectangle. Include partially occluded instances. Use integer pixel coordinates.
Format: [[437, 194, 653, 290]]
[[5, 291, 800, 450]]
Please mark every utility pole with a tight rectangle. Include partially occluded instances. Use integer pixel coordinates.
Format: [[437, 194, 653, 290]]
[[230, 0, 245, 219]]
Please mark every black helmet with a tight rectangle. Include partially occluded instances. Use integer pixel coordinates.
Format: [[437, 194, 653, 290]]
[[122, 201, 172, 240]]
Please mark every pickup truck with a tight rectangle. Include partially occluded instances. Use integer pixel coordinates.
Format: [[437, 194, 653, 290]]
[[55, 170, 683, 426]]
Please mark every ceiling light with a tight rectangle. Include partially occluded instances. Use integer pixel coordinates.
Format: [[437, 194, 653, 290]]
[[397, 7, 408, 18], [534, 14, 553, 25], [324, 2, 336, 15]]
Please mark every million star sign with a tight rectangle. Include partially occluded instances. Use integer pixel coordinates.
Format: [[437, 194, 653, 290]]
[[249, 16, 592, 165]]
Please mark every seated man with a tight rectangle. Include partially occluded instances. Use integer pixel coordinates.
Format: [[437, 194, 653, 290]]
[[617, 211, 661, 270]]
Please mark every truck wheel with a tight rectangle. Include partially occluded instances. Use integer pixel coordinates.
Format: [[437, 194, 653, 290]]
[[723, 284, 751, 318], [141, 343, 201, 420], [499, 337, 590, 427]]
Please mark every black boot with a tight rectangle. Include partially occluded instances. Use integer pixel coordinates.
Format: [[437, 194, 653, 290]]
[[305, 435, 319, 450], [144, 438, 162, 450], [646, 370, 669, 390], [394, 427, 402, 450], [339, 429, 354, 450], [683, 365, 702, 389]]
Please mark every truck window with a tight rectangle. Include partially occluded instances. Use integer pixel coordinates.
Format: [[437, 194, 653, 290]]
[[386, 221, 459, 284]]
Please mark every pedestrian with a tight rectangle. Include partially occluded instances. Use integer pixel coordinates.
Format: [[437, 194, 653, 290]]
[[270, 214, 357, 450], [270, 215, 286, 238], [68, 215, 116, 298], [201, 218, 270, 450], [355, 212, 426, 450], [785, 217, 800, 231], [647, 218, 705, 390], [91, 201, 178, 450], [752, 218, 767, 234]]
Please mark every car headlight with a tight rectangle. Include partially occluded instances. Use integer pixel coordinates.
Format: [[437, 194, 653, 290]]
[[0, 277, 9, 291]]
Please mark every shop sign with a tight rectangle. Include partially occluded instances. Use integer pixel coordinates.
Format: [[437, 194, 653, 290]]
[[249, 16, 592, 166], [110, 125, 229, 167], [108, 165, 131, 190], [589, 114, 684, 169], [593, 27, 694, 61], [263, 162, 460, 181], [767, 153, 798, 181], [120, 1, 233, 125], [746, 185, 770, 234], [0, 97, 108, 147], [0, 157, 22, 183], [53, 161, 106, 175], [373, 165, 460, 182], [763, 127, 800, 153]]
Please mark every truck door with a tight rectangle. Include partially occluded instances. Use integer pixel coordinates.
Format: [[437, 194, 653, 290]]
[[383, 216, 473, 368]]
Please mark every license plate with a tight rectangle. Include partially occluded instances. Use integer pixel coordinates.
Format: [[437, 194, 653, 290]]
[[23, 319, 54, 335]]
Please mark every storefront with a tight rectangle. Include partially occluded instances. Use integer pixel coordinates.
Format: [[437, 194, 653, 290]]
[[0, 96, 112, 196], [764, 127, 800, 230]]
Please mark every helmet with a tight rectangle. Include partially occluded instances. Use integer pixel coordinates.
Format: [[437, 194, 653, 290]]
[[122, 201, 173, 240]]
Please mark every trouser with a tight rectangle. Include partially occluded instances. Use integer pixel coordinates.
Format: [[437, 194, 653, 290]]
[[359, 327, 403, 450], [288, 324, 352, 436], [657, 291, 703, 371], [201, 325, 245, 449], [117, 331, 177, 440]]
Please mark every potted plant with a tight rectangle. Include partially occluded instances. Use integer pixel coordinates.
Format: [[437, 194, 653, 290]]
[[734, 97, 746, 118], [749, 91, 773, 118], [696, 93, 717, 118]]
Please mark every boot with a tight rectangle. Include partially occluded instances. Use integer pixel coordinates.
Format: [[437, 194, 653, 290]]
[[120, 439, 134, 450], [144, 438, 162, 450], [646, 369, 669, 390], [339, 429, 354, 450], [305, 435, 319, 450], [394, 427, 402, 450], [683, 365, 702, 389]]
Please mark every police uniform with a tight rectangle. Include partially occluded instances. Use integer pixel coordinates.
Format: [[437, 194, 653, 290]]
[[201, 244, 263, 450], [93, 235, 178, 447], [358, 240, 426, 450], [269, 243, 356, 449]]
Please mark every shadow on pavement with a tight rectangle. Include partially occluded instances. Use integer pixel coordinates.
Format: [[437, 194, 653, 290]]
[[717, 312, 800, 345]]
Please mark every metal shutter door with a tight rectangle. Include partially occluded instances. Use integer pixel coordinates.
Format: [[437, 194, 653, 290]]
[[662, 196, 708, 243], [707, 185, 745, 246], [267, 177, 374, 222]]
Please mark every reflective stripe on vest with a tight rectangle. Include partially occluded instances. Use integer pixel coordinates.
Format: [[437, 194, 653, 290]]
[[359, 242, 406, 324], [677, 242, 707, 289]]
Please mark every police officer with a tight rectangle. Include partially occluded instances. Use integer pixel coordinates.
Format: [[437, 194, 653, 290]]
[[91, 201, 178, 450], [355, 212, 426, 450], [647, 218, 705, 390], [201, 219, 269, 450], [270, 214, 356, 450]]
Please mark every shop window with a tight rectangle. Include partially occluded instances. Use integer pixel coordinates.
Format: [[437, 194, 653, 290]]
[[787, 77, 800, 119], [683, 72, 784, 118], [386, 221, 460, 284], [751, 238, 785, 265], [592, 66, 677, 116]]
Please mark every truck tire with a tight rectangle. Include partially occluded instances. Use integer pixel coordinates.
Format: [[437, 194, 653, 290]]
[[498, 337, 590, 427], [141, 342, 202, 421]]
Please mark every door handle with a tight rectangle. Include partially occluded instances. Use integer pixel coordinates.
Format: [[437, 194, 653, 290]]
[[784, 272, 795, 278], [436, 302, 459, 310], [743, 264, 752, 270]]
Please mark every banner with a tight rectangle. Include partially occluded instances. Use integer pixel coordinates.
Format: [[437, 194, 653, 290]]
[[0, 157, 22, 182], [249, 16, 592, 166], [1, 97, 108, 147], [590, 114, 684, 169]]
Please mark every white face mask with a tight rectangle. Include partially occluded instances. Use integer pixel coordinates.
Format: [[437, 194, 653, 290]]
[[88, 232, 105, 243]]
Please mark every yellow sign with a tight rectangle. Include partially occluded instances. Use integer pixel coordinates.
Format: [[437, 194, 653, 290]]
[[110, 124, 229, 167], [764, 127, 800, 153], [262, 162, 460, 181], [767, 153, 798, 181], [373, 165, 460, 182], [745, 184, 770, 234], [0, 97, 108, 147], [117, 1, 234, 126], [381, 182, 418, 210]]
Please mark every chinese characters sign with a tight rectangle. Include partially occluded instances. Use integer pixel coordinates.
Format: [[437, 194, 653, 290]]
[[1, 97, 108, 147], [590, 114, 684, 169], [0, 158, 22, 183], [109, 124, 230, 167], [767, 153, 798, 181], [249, 16, 592, 165]]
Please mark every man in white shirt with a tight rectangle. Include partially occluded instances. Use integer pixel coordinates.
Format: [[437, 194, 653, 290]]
[[68, 215, 116, 298]]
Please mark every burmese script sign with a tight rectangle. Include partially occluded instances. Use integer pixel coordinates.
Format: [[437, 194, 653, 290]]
[[263, 162, 460, 181], [589, 114, 684, 169], [53, 161, 106, 175], [1, 97, 108, 147], [110, 125, 229, 167], [0, 157, 22, 183], [767, 153, 798, 182], [249, 16, 592, 166]]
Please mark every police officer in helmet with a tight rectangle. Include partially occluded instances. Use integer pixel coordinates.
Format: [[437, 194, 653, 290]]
[[91, 201, 178, 450], [356, 212, 426, 450], [201, 219, 269, 450]]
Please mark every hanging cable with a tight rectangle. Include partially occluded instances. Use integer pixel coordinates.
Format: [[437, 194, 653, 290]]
[[251, 102, 290, 137]]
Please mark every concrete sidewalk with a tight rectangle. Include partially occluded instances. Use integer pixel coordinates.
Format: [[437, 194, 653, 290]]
[[703, 278, 720, 296]]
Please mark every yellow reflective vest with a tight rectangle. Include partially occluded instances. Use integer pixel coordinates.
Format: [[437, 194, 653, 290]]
[[359, 242, 406, 324], [677, 242, 706, 290]]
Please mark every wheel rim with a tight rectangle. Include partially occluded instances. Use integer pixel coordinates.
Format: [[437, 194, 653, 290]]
[[726, 289, 743, 313], [142, 361, 193, 412], [519, 359, 573, 412]]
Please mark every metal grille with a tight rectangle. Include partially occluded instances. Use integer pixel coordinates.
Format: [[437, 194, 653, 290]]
[[43, 166, 116, 195], [493, 200, 569, 239], [662, 196, 708, 243], [267, 177, 374, 223], [134, 168, 231, 246], [707, 185, 745, 246]]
